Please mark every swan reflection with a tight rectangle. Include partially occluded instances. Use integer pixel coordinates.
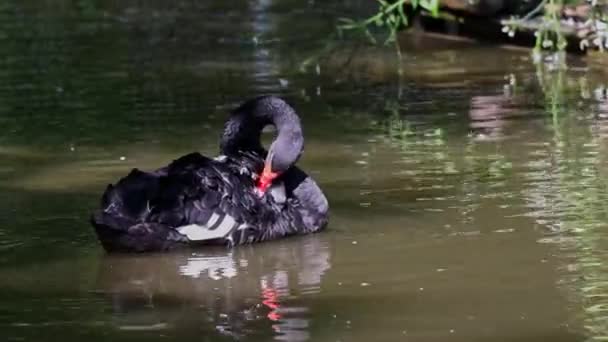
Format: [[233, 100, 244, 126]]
[[95, 236, 331, 341]]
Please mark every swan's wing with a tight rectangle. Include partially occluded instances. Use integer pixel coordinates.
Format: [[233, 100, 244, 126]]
[[175, 212, 241, 242], [158, 152, 261, 245]]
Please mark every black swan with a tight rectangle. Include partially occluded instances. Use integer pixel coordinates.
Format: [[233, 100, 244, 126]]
[[90, 96, 329, 253]]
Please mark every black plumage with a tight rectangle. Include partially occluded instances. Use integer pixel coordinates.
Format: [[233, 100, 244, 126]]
[[90, 96, 329, 253]]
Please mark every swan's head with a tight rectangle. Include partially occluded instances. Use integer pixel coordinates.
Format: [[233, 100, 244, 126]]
[[256, 123, 303, 195], [250, 97, 303, 196], [220, 96, 304, 196]]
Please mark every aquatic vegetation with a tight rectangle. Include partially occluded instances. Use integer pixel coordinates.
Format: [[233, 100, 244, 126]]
[[336, 0, 440, 73], [337, 0, 440, 45]]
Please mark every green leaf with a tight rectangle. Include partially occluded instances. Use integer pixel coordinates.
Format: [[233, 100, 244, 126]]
[[398, 1, 408, 26], [375, 16, 384, 27], [364, 29, 377, 45], [337, 17, 355, 24]]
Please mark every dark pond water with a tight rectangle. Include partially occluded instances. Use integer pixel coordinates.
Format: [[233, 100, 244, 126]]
[[2, 1, 608, 341]]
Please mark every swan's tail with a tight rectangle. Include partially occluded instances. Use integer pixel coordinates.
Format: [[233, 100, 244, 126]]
[[90, 169, 187, 253]]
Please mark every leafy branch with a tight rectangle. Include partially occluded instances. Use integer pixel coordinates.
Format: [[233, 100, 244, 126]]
[[337, 0, 440, 45], [501, 0, 608, 53]]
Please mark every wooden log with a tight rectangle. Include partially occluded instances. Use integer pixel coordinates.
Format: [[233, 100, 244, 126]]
[[406, 0, 543, 16], [399, 0, 605, 54]]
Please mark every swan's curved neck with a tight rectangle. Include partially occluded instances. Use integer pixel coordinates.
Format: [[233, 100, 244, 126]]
[[220, 96, 304, 173]]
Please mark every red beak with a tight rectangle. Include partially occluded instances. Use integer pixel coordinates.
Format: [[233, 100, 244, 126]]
[[256, 161, 279, 195]]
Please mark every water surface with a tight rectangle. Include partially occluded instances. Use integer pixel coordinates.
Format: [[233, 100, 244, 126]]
[[1, 1, 607, 341]]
